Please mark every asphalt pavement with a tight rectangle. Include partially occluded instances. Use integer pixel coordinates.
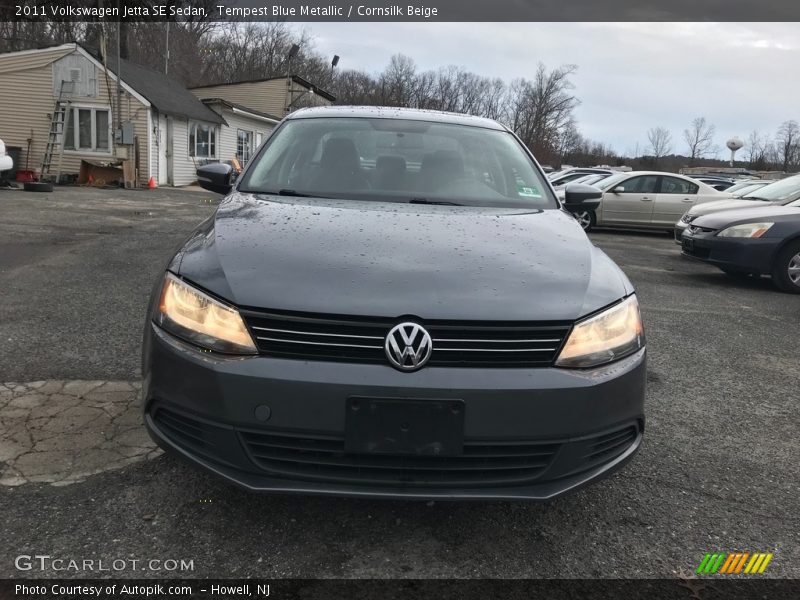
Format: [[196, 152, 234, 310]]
[[1, 186, 797, 579]]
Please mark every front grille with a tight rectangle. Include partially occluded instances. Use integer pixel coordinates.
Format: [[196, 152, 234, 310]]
[[239, 429, 560, 487], [684, 246, 711, 259], [241, 309, 571, 368]]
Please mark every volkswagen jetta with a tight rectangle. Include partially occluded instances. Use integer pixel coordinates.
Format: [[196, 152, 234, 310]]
[[142, 107, 646, 500]]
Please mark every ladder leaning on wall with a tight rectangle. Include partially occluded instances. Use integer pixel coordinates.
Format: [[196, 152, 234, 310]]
[[40, 80, 75, 183]]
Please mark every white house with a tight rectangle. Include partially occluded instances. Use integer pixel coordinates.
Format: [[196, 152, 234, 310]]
[[0, 43, 280, 186]]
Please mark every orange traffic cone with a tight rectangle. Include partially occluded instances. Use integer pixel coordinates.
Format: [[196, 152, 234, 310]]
[[148, 176, 157, 189]]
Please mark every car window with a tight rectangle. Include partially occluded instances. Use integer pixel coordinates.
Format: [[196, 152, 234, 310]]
[[621, 176, 659, 194], [660, 177, 698, 195], [238, 117, 556, 209], [731, 184, 763, 198], [596, 173, 628, 191], [725, 180, 757, 194], [554, 172, 592, 185], [743, 175, 800, 201]]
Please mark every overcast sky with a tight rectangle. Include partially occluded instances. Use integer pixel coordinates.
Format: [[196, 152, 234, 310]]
[[297, 22, 798, 157]]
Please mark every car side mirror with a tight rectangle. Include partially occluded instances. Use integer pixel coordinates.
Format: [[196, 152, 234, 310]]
[[612, 185, 625, 194], [563, 183, 602, 210], [197, 163, 234, 195]]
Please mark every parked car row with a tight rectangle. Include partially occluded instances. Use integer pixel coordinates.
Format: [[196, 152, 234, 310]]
[[677, 174, 800, 293], [674, 175, 800, 241], [555, 166, 800, 293]]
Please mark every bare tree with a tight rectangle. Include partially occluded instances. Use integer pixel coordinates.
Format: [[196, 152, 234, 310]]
[[775, 120, 800, 172], [746, 130, 769, 169], [647, 127, 673, 164], [506, 64, 580, 161], [683, 117, 716, 165], [377, 54, 418, 106]]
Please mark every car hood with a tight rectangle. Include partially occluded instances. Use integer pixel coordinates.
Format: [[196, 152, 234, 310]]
[[692, 204, 800, 229], [176, 193, 632, 322], [688, 198, 765, 217]]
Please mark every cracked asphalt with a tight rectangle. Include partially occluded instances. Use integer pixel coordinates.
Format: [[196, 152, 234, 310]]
[[0, 186, 798, 579]]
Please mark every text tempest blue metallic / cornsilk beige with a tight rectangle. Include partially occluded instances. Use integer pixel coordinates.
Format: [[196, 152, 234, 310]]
[[141, 106, 646, 500]]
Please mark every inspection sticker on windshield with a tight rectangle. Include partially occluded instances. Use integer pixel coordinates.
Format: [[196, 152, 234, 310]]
[[518, 186, 542, 198]]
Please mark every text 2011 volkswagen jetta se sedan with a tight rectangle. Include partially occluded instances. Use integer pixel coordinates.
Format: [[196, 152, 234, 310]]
[[142, 107, 646, 500]]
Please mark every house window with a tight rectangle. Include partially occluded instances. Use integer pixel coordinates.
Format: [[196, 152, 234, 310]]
[[63, 106, 111, 152], [189, 122, 216, 158], [237, 129, 253, 164]]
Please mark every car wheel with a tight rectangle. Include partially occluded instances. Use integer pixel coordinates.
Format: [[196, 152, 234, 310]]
[[771, 240, 800, 294], [23, 181, 54, 192], [571, 209, 596, 232]]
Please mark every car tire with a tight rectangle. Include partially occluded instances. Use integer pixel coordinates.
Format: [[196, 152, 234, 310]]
[[571, 209, 596, 232], [771, 240, 800, 294], [23, 181, 54, 192]]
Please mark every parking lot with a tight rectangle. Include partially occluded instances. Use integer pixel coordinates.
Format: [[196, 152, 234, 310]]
[[1, 186, 797, 578]]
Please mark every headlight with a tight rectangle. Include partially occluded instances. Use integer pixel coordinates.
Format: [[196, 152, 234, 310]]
[[555, 295, 645, 368], [717, 222, 774, 238], [680, 213, 693, 224], [155, 273, 256, 354]]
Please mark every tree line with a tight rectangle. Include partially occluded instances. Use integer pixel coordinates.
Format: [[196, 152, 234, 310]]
[[1, 18, 798, 172]]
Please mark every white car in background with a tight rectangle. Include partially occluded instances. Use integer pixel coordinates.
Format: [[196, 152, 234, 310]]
[[0, 139, 13, 173], [673, 174, 800, 242], [568, 171, 728, 231]]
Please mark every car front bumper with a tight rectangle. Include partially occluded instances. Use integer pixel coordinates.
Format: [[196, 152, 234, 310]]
[[142, 324, 646, 500], [680, 229, 778, 273], [674, 222, 688, 244]]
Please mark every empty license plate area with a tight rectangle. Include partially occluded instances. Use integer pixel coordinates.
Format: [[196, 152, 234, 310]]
[[345, 397, 465, 457]]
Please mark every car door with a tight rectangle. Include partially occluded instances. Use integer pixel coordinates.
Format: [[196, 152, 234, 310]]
[[653, 176, 699, 226], [599, 175, 659, 225]]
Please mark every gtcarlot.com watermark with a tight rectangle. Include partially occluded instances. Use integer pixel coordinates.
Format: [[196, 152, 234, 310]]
[[15, 554, 195, 573]]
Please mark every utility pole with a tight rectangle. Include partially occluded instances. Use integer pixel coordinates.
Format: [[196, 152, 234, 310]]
[[165, 21, 170, 75], [115, 2, 121, 133]]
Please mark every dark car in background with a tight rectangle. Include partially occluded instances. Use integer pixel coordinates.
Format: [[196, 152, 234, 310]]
[[142, 106, 646, 500], [675, 175, 800, 242], [681, 198, 800, 292]]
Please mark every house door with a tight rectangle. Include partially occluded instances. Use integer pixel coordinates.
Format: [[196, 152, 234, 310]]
[[157, 114, 169, 185]]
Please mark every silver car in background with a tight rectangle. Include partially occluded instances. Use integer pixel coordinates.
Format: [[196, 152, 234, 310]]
[[569, 171, 727, 231]]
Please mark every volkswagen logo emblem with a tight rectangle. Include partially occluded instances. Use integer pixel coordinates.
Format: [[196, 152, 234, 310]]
[[385, 322, 433, 371]]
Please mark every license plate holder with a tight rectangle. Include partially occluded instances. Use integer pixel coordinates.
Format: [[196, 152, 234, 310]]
[[345, 397, 465, 456]]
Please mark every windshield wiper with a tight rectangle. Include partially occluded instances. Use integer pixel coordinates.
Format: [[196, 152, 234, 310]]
[[741, 195, 769, 201], [274, 189, 318, 198], [408, 198, 463, 206]]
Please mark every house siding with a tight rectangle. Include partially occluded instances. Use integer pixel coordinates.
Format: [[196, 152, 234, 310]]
[[205, 104, 275, 166], [170, 117, 195, 186], [191, 78, 332, 118], [0, 46, 152, 186]]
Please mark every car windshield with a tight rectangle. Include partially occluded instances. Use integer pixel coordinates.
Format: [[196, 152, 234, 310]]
[[741, 176, 800, 202], [725, 180, 757, 194], [595, 172, 629, 191], [238, 117, 556, 209], [732, 184, 767, 198]]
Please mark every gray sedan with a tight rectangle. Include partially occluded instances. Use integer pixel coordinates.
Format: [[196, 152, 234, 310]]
[[143, 106, 646, 500]]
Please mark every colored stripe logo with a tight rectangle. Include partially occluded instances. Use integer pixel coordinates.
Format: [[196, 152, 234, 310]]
[[696, 552, 773, 574]]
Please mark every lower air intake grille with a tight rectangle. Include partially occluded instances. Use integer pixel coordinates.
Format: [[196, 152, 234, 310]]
[[239, 429, 561, 488]]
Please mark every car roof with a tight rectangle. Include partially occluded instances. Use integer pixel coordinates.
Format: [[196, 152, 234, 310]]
[[617, 171, 695, 177], [285, 106, 508, 131]]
